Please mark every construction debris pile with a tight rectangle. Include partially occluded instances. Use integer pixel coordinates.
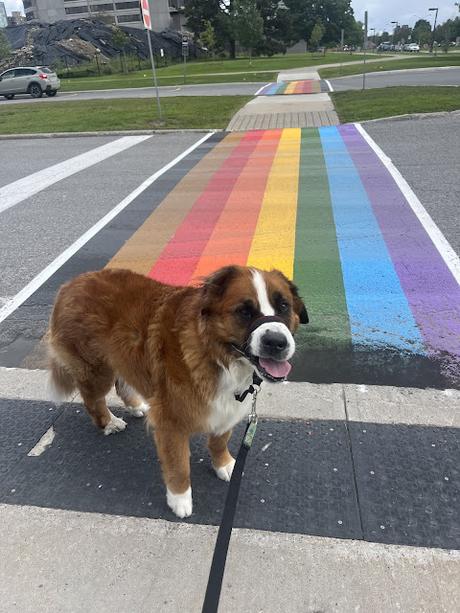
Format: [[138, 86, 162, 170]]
[[1, 19, 203, 71]]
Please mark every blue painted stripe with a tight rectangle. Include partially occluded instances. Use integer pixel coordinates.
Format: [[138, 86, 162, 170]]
[[319, 126, 425, 353], [261, 83, 281, 96]]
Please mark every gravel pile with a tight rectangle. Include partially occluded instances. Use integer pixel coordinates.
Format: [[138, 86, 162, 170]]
[[1, 19, 202, 70]]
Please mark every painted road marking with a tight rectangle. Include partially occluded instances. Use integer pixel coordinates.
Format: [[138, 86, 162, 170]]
[[0, 135, 152, 214], [0, 127, 458, 388], [356, 123, 460, 286], [257, 80, 322, 96], [320, 126, 425, 353], [325, 79, 334, 92], [0, 133, 213, 325]]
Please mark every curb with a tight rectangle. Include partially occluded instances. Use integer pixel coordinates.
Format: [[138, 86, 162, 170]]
[[0, 128, 219, 140], [361, 109, 460, 124], [329, 65, 460, 81]]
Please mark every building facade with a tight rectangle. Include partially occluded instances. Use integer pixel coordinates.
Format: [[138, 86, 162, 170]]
[[0, 1, 8, 28], [23, 0, 174, 31]]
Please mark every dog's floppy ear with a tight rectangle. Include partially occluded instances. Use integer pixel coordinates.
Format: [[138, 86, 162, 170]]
[[201, 266, 239, 315], [288, 280, 309, 324]]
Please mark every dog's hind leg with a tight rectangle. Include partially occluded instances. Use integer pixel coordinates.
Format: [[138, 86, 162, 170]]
[[115, 378, 149, 418], [78, 368, 127, 436]]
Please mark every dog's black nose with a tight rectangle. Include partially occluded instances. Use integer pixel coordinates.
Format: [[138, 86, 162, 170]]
[[261, 331, 288, 354]]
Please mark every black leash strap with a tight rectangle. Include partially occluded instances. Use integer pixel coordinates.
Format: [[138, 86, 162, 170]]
[[201, 409, 258, 613]]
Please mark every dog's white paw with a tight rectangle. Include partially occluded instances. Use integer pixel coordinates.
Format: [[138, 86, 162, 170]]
[[104, 413, 127, 435], [126, 401, 149, 418], [213, 458, 236, 482], [167, 487, 193, 518]]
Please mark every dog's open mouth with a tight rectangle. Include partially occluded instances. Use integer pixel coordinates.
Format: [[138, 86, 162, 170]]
[[252, 356, 292, 382]]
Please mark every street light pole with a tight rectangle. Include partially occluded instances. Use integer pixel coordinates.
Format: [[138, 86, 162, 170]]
[[429, 7, 439, 55], [391, 21, 399, 48]]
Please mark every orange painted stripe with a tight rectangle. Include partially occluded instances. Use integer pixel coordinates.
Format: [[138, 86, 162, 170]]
[[106, 133, 244, 275], [149, 131, 265, 285], [191, 129, 283, 281]]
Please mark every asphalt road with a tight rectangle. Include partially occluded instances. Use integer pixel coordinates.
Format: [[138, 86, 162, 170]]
[[0, 81, 264, 105], [0, 132, 207, 305], [329, 66, 460, 91], [365, 114, 460, 256]]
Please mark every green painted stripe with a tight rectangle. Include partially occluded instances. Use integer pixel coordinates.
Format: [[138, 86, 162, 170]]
[[294, 128, 352, 352], [277, 83, 287, 94]]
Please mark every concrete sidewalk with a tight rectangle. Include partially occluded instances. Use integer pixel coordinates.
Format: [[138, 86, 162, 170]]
[[228, 69, 339, 130], [1, 367, 460, 612]]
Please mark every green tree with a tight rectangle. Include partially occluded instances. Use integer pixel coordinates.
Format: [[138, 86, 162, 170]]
[[309, 21, 325, 50], [412, 19, 432, 46], [112, 26, 128, 73], [0, 30, 11, 61], [286, 0, 356, 47], [199, 20, 217, 55], [232, 0, 264, 62]]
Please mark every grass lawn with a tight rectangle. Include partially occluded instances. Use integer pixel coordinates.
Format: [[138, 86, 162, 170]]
[[60, 52, 366, 92], [320, 53, 460, 79], [332, 86, 460, 123], [60, 71, 275, 91], [0, 96, 252, 134]]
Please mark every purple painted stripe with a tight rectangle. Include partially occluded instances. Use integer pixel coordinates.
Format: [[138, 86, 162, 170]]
[[339, 123, 460, 360]]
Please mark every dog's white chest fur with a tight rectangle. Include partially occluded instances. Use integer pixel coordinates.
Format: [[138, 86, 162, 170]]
[[207, 359, 254, 435]]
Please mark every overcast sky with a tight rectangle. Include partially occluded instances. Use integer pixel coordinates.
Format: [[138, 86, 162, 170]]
[[351, 0, 459, 32], [3, 0, 459, 27]]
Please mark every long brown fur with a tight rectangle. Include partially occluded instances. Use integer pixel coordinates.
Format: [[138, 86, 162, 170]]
[[48, 266, 305, 497]]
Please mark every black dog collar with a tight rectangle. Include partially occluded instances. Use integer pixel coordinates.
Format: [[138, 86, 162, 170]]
[[235, 371, 263, 403]]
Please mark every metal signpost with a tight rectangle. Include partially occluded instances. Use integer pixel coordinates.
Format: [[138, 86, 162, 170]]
[[182, 34, 189, 85], [140, 0, 162, 120]]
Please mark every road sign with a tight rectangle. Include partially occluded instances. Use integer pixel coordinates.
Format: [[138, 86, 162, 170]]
[[140, 0, 152, 31], [182, 42, 189, 57]]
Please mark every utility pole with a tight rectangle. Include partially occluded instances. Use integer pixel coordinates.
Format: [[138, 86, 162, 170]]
[[429, 7, 439, 55], [362, 11, 368, 90]]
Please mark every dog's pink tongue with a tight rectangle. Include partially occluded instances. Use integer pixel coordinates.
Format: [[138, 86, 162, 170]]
[[258, 358, 291, 379]]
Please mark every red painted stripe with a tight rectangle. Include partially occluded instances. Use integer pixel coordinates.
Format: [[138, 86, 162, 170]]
[[149, 131, 265, 285], [298, 80, 313, 94], [191, 129, 283, 281]]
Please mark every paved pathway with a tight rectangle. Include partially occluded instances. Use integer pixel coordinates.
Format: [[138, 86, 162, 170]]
[[229, 69, 339, 129]]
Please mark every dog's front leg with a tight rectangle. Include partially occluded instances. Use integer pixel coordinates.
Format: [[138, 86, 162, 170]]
[[208, 431, 235, 482], [154, 427, 192, 518]]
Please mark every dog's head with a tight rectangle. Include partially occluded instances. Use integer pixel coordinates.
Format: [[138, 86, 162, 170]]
[[201, 266, 308, 382]]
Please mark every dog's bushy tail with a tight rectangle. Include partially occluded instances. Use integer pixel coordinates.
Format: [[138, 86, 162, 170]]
[[48, 355, 76, 403]]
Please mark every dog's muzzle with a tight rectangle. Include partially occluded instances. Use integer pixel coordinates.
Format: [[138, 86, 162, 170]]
[[233, 316, 295, 382]]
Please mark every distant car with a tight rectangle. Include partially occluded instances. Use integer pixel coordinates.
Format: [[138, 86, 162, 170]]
[[0, 66, 60, 100], [378, 42, 393, 52], [404, 43, 420, 52]]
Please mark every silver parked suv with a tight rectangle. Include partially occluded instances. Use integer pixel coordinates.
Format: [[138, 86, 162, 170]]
[[0, 66, 61, 100]]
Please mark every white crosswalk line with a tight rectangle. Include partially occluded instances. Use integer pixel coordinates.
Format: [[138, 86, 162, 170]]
[[0, 135, 152, 214], [0, 132, 213, 324]]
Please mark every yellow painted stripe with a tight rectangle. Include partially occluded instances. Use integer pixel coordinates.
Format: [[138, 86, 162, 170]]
[[284, 81, 297, 94], [246, 128, 301, 278]]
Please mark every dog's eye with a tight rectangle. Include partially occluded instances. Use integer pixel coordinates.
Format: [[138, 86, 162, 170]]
[[278, 301, 290, 314], [236, 305, 254, 320]]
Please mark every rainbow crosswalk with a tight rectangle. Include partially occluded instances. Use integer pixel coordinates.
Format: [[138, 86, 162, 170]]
[[257, 80, 322, 95], [107, 126, 460, 387]]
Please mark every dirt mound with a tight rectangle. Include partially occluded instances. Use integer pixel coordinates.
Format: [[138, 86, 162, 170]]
[[1, 19, 202, 70]]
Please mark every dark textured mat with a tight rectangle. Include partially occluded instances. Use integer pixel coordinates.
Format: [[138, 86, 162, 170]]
[[0, 132, 224, 369], [349, 421, 460, 549], [1, 398, 459, 548]]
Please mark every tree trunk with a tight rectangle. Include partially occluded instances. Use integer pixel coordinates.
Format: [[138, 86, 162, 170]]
[[229, 38, 236, 59]]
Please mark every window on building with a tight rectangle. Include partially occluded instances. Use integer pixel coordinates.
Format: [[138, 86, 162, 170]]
[[117, 13, 141, 22]]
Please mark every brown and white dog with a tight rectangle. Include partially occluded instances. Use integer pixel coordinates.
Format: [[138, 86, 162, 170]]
[[48, 265, 308, 517]]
